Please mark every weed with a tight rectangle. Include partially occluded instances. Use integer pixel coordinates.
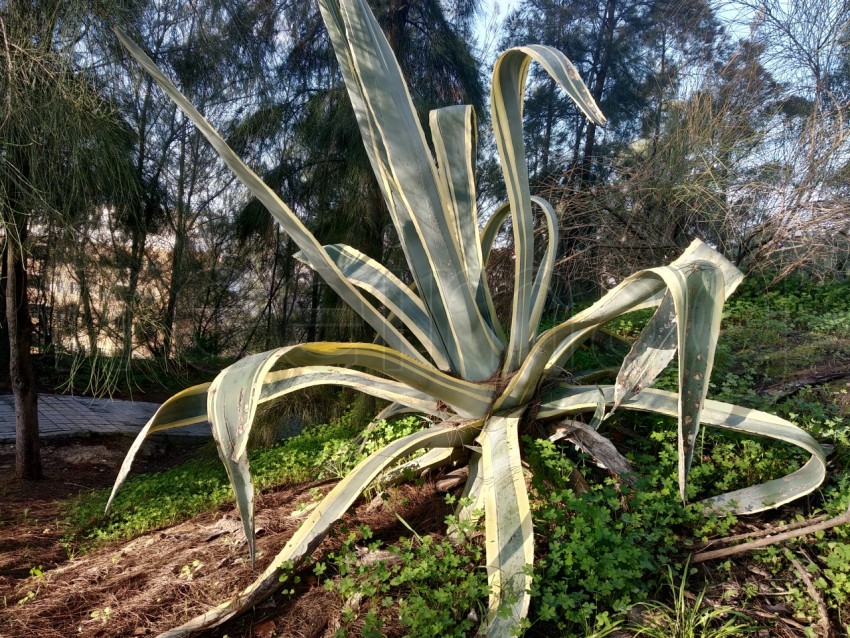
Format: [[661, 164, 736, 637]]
[[628, 563, 758, 637], [321, 506, 489, 638]]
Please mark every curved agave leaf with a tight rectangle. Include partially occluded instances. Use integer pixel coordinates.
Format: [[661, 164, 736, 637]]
[[537, 385, 827, 514], [546, 240, 743, 376], [112, 28, 422, 365], [509, 260, 724, 501], [381, 445, 467, 486], [499, 266, 682, 409], [261, 367, 441, 415], [490, 45, 605, 373], [294, 244, 450, 370], [479, 195, 558, 344], [105, 383, 210, 512], [159, 421, 481, 638], [608, 263, 724, 500], [207, 341, 495, 560], [527, 197, 559, 342], [478, 411, 534, 635], [320, 0, 501, 381]]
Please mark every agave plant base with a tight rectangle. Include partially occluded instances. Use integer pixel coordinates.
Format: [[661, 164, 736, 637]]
[[108, 0, 827, 635]]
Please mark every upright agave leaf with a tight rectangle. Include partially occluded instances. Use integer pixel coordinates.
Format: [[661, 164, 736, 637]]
[[107, 2, 827, 637]]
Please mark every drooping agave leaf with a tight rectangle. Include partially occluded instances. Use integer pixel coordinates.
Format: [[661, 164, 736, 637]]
[[537, 385, 827, 514], [112, 28, 422, 365], [478, 411, 533, 635], [676, 263, 725, 500], [158, 421, 481, 638], [490, 45, 605, 373], [106, 383, 210, 512], [380, 445, 467, 486], [498, 265, 685, 409], [294, 244, 450, 370], [320, 0, 501, 381], [609, 263, 725, 500], [205, 342, 494, 560], [545, 240, 743, 377], [613, 291, 677, 410], [506, 240, 743, 410]]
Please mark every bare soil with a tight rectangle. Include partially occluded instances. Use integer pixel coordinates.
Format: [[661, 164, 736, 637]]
[[0, 436, 449, 638]]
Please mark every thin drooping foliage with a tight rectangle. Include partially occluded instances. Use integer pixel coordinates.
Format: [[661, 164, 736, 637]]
[[108, 1, 827, 635], [1, 0, 137, 479]]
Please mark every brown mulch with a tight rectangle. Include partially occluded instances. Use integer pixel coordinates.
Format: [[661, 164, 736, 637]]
[[0, 436, 200, 588], [0, 435, 450, 638]]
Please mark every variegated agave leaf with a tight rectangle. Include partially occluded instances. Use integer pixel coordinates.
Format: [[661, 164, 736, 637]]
[[537, 385, 827, 514]]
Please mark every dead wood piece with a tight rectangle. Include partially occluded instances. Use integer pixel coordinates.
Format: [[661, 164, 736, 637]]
[[695, 514, 830, 551], [788, 552, 831, 638], [764, 367, 850, 399], [693, 506, 850, 564], [549, 420, 638, 485]]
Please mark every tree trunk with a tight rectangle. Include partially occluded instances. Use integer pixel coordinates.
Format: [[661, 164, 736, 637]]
[[122, 226, 146, 359], [75, 260, 98, 354], [0, 239, 9, 375], [163, 119, 189, 360], [6, 222, 41, 480], [580, 0, 617, 183]]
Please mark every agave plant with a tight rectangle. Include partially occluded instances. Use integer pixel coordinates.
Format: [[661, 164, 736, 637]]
[[108, 1, 827, 636]]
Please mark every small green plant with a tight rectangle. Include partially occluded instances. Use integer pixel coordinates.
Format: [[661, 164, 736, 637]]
[[629, 563, 758, 637], [321, 508, 489, 637], [89, 606, 114, 625], [526, 436, 698, 632]]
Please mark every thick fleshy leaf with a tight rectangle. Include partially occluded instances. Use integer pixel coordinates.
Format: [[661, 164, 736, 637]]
[[478, 411, 533, 636], [610, 262, 725, 501], [320, 0, 501, 380], [498, 265, 684, 410], [159, 421, 481, 638], [113, 27, 422, 364], [545, 240, 742, 377], [632, 239, 744, 311], [430, 106, 486, 303], [294, 244, 450, 370], [260, 367, 441, 415], [537, 385, 827, 514], [490, 45, 604, 373], [677, 264, 725, 500], [613, 291, 677, 410], [206, 342, 494, 560], [106, 383, 209, 512]]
